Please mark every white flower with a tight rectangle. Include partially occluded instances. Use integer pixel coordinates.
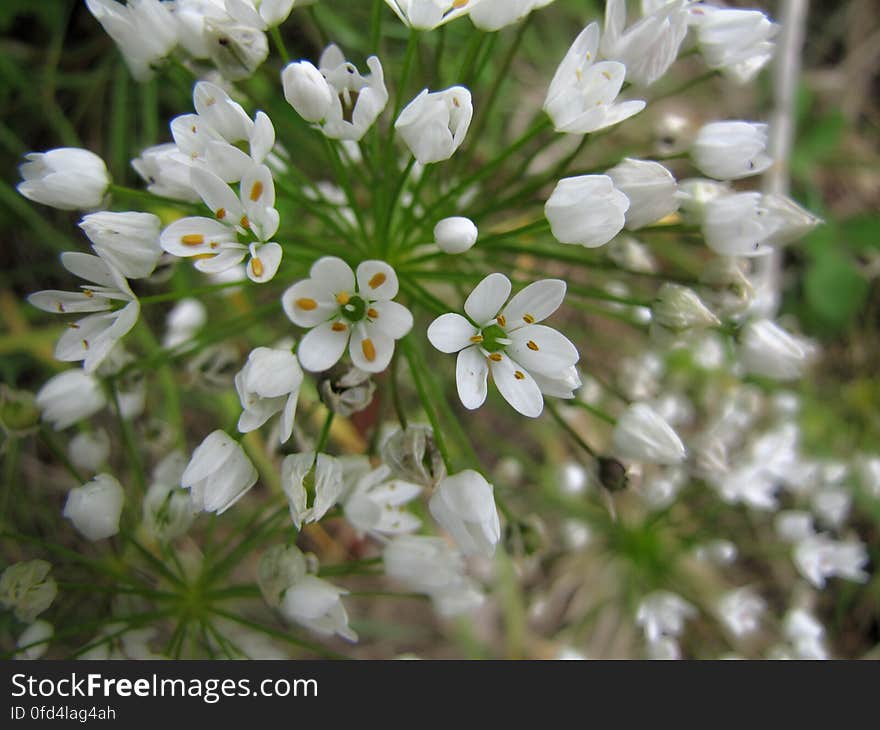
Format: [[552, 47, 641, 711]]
[[434, 216, 478, 254], [343, 464, 422, 537], [691, 121, 772, 181], [28, 252, 140, 372], [132, 143, 201, 202], [281, 60, 335, 123], [68, 429, 111, 473], [783, 609, 828, 660], [313, 45, 389, 141], [738, 319, 812, 381], [142, 452, 195, 542], [281, 452, 344, 529], [395, 86, 473, 165], [429, 470, 501, 557], [16, 620, 53, 660], [63, 473, 125, 541], [235, 346, 303, 442], [716, 587, 765, 638], [203, 16, 269, 80], [676, 177, 731, 224], [689, 5, 778, 84], [86, 0, 178, 81], [612, 402, 686, 465], [701, 192, 781, 257], [282, 257, 413, 373], [226, 0, 296, 29], [163, 298, 207, 349], [469, 0, 551, 31], [182, 430, 258, 513], [79, 211, 163, 280], [258, 544, 309, 607], [545, 175, 629, 247], [17, 148, 110, 210], [427, 273, 578, 418], [0, 560, 57, 623], [600, 0, 689, 87], [606, 158, 679, 230], [384, 0, 480, 30], [35, 370, 106, 430], [775, 510, 815, 543], [651, 283, 719, 332], [811, 487, 851, 530], [854, 454, 880, 499], [280, 575, 357, 642], [793, 534, 869, 589], [693, 539, 737, 566], [646, 637, 681, 660], [160, 164, 282, 283], [543, 23, 645, 134], [760, 193, 822, 247]]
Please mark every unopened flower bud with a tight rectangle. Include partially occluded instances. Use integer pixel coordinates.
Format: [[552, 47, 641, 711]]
[[434, 216, 478, 254], [738, 319, 813, 380], [691, 121, 772, 180], [652, 283, 720, 332], [545, 174, 629, 248], [63, 473, 125, 541], [17, 148, 110, 210], [612, 402, 687, 465], [597, 456, 629, 492], [281, 60, 334, 123], [606, 158, 679, 230]]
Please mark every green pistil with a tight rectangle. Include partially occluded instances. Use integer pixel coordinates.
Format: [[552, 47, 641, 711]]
[[480, 323, 509, 353], [340, 295, 367, 323]]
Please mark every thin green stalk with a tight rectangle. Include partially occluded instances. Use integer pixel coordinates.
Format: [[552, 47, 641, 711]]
[[401, 337, 453, 472], [546, 400, 597, 458], [270, 26, 290, 63]]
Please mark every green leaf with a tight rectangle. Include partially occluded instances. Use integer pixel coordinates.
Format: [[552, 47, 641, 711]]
[[804, 250, 869, 330]]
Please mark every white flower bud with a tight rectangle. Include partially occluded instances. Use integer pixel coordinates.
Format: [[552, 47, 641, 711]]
[[68, 429, 110, 474], [692, 121, 772, 180], [854, 454, 880, 499], [79, 211, 163, 279], [142, 481, 195, 543], [181, 430, 258, 514], [204, 17, 269, 80], [690, 5, 778, 84], [612, 402, 686, 465], [318, 46, 389, 141], [163, 298, 207, 349], [793, 534, 868, 588], [716, 587, 765, 637], [396, 86, 473, 165], [652, 283, 720, 332], [132, 143, 200, 203], [702, 192, 779, 257], [429, 470, 501, 557], [760, 193, 822, 247], [0, 560, 58, 623], [281, 452, 344, 529], [18, 148, 110, 211], [281, 61, 334, 123], [738, 319, 813, 380], [434, 216, 478, 254], [545, 174, 629, 248], [16, 620, 53, 660], [606, 158, 679, 230], [36, 370, 106, 431], [235, 346, 303, 443], [63, 473, 125, 541], [280, 575, 357, 642]]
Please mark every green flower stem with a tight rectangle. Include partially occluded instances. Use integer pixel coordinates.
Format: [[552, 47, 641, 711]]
[[651, 69, 720, 103], [322, 137, 371, 243], [380, 156, 417, 257], [545, 401, 597, 458], [107, 183, 198, 213], [401, 336, 453, 473], [455, 30, 488, 86], [270, 25, 290, 64], [389, 29, 422, 145], [369, 0, 383, 55], [0, 179, 75, 254], [137, 280, 250, 306], [390, 351, 408, 429], [567, 399, 617, 426], [475, 218, 550, 245], [314, 409, 335, 455], [109, 382, 147, 495]]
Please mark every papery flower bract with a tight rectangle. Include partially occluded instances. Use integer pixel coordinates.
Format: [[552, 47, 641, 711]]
[[434, 216, 478, 254], [380, 424, 447, 486], [739, 319, 811, 381], [395, 86, 473, 165], [79, 211, 163, 280], [160, 164, 282, 283], [760, 193, 822, 247], [689, 4, 778, 84], [28, 252, 140, 372], [35, 370, 106, 431], [142, 451, 195, 542], [427, 273, 578, 417], [281, 452, 344, 529], [343, 464, 422, 537], [0, 560, 57, 624], [282, 257, 413, 373], [315, 46, 389, 141], [428, 470, 501, 557], [17, 148, 110, 211], [600, 0, 689, 87], [545, 175, 629, 247], [691, 121, 772, 181], [63, 474, 125, 541], [235, 346, 303, 442], [543, 23, 645, 134], [280, 575, 357, 642], [16, 620, 53, 661], [606, 158, 679, 230], [86, 0, 178, 81], [182, 430, 258, 513], [612, 402, 687, 465], [384, 0, 480, 30]]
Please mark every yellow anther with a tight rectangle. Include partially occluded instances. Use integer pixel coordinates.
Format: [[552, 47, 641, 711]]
[[602, 70, 611, 80], [523, 314, 535, 324], [362, 338, 376, 362], [249, 181, 264, 202], [514, 370, 525, 380], [368, 272, 386, 289], [83, 289, 94, 298], [216, 208, 226, 220], [470, 335, 484, 344], [367, 307, 379, 319], [452, 0, 468, 7], [82, 339, 89, 350], [488, 353, 502, 362], [250, 257, 264, 278], [67, 322, 80, 329], [336, 291, 351, 305], [181, 234, 205, 246], [240, 216, 250, 229], [296, 298, 318, 310], [56, 303, 65, 313], [331, 322, 347, 332], [527, 340, 539, 351], [496, 315, 506, 327]]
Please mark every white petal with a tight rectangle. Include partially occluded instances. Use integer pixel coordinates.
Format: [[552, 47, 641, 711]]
[[502, 279, 567, 330], [191, 166, 243, 221], [60, 252, 117, 288], [193, 245, 247, 273], [456, 346, 489, 410], [465, 272, 511, 324], [350, 327, 394, 373], [427, 313, 477, 353], [508, 325, 580, 376], [204, 141, 254, 183], [297, 320, 349, 372], [367, 300, 413, 340], [310, 256, 355, 295], [250, 111, 275, 164], [356, 260, 399, 301], [28, 290, 111, 314], [490, 355, 544, 418], [247, 242, 282, 283], [160, 217, 235, 257], [281, 279, 337, 327]]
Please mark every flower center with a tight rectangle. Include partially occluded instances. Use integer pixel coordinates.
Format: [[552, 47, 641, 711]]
[[340, 295, 368, 323], [480, 323, 509, 353]]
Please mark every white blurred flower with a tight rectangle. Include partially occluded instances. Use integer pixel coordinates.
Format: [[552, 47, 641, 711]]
[[182, 430, 258, 513], [612, 402, 686, 465], [689, 5, 778, 84], [163, 298, 207, 349], [716, 587, 765, 638], [429, 470, 501, 557], [63, 474, 125, 541], [793, 534, 868, 589], [0, 560, 57, 623], [18, 148, 110, 211], [434, 216, 478, 254], [739, 319, 813, 381], [636, 591, 696, 643], [36, 370, 106, 431], [68, 429, 110, 473], [15, 620, 53, 660]]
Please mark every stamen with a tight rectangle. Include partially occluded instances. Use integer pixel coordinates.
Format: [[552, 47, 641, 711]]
[[250, 257, 264, 278], [362, 338, 376, 362], [216, 208, 226, 220], [82, 339, 89, 350], [83, 289, 94, 298], [296, 298, 318, 310], [331, 322, 347, 332], [527, 340, 539, 351], [336, 291, 350, 305], [68, 322, 80, 329], [190, 125, 197, 133], [205, 96, 216, 106], [181, 234, 204, 246], [488, 353, 502, 362], [452, 0, 468, 7], [368, 272, 386, 289], [56, 303, 65, 313], [470, 335, 484, 344], [602, 70, 611, 80], [514, 370, 525, 380], [250, 181, 264, 201], [240, 216, 250, 229], [522, 314, 535, 324], [367, 307, 378, 319], [496, 315, 506, 327]]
